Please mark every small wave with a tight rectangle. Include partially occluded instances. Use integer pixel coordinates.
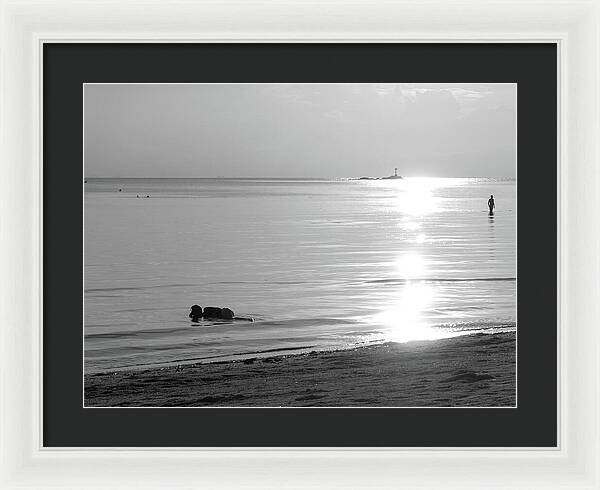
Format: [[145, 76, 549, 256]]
[[85, 277, 516, 294], [212, 280, 307, 285], [86, 342, 202, 357], [107, 345, 316, 370], [85, 322, 137, 329], [365, 277, 516, 285], [85, 283, 198, 293], [86, 326, 193, 340], [432, 321, 516, 334], [112, 306, 181, 313], [257, 318, 357, 328]]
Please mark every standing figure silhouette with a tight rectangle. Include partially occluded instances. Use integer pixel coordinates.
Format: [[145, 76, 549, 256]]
[[488, 194, 495, 216]]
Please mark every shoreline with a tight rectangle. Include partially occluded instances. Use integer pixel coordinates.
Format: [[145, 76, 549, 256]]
[[85, 331, 516, 407]]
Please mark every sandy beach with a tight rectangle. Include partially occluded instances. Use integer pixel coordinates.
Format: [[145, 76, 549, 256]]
[[85, 331, 515, 407]]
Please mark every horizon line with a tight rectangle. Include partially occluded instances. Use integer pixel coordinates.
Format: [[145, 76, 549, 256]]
[[83, 176, 517, 180]]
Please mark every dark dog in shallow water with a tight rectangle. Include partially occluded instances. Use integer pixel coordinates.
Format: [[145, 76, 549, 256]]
[[202, 306, 230, 319], [189, 305, 252, 322], [189, 305, 203, 322]]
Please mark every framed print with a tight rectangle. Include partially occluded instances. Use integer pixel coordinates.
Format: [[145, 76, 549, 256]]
[[1, 0, 599, 489]]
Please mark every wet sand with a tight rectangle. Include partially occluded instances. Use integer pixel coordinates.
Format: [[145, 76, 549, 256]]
[[85, 331, 515, 407]]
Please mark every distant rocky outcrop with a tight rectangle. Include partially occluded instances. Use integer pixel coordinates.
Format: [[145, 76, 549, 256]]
[[352, 168, 403, 181]]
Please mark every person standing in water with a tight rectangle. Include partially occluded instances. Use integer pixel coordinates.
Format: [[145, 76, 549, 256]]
[[488, 194, 495, 216]]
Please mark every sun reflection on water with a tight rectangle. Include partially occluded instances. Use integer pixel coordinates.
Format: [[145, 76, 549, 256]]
[[394, 253, 427, 279], [415, 233, 426, 244], [400, 219, 421, 231], [374, 252, 446, 342], [374, 282, 440, 342], [393, 177, 440, 216], [373, 178, 467, 343]]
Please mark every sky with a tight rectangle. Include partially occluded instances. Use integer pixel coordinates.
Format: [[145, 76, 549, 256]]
[[84, 83, 516, 178]]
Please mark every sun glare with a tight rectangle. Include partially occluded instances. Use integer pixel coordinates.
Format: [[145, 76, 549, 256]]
[[393, 177, 440, 216], [400, 218, 421, 231], [374, 251, 460, 343], [395, 253, 427, 279], [415, 233, 426, 244], [374, 282, 449, 343]]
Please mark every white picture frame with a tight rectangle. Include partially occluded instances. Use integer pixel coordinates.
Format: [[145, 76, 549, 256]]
[[1, 0, 598, 488]]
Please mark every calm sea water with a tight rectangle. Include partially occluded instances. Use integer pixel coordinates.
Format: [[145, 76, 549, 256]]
[[84, 178, 516, 374]]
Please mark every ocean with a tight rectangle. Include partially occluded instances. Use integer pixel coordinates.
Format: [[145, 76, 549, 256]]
[[84, 177, 516, 374]]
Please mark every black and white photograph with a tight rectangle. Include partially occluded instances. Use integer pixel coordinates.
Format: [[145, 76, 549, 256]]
[[83, 83, 516, 408]]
